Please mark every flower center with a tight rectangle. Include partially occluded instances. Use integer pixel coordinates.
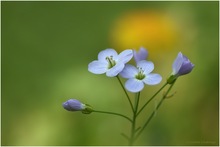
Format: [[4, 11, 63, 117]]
[[106, 56, 116, 69], [135, 67, 145, 80]]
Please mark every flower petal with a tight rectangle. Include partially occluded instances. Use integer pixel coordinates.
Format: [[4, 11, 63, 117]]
[[106, 63, 124, 77], [88, 61, 108, 74], [98, 48, 118, 61], [120, 64, 138, 79], [118, 49, 133, 63], [133, 47, 148, 63], [172, 52, 184, 75], [178, 60, 195, 75], [125, 78, 144, 93], [137, 60, 154, 74], [143, 73, 162, 85]]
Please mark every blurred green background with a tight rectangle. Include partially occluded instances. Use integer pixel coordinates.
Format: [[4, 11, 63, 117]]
[[2, 1, 219, 145]]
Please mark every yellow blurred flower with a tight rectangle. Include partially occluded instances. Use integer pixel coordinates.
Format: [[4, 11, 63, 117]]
[[110, 10, 180, 58]]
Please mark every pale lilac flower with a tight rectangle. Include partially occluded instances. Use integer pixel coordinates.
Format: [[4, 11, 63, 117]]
[[133, 47, 148, 63], [172, 52, 194, 76], [63, 99, 86, 111], [88, 49, 133, 77], [120, 60, 162, 93]]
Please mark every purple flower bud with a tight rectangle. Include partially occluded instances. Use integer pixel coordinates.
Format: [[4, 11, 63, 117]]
[[168, 52, 194, 84], [133, 47, 148, 63], [62, 99, 86, 111], [172, 52, 194, 76]]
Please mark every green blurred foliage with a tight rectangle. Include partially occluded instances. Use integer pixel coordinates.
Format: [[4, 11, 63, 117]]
[[2, 1, 219, 145]]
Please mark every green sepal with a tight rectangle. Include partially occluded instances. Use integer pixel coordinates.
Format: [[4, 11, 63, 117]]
[[82, 104, 93, 114], [167, 75, 177, 84]]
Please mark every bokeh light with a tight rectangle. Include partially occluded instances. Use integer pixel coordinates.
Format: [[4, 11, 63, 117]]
[[110, 9, 180, 58]]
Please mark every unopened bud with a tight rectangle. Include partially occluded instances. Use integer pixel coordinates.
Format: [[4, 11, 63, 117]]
[[62, 99, 93, 114]]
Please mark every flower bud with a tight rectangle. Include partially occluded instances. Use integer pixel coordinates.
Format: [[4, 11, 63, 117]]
[[133, 47, 148, 63], [63, 99, 86, 111], [62, 99, 94, 114], [167, 52, 194, 84]]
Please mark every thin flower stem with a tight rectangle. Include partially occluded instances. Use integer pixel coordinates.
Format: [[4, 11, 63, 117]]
[[116, 76, 134, 112], [92, 110, 132, 122], [136, 82, 168, 116], [121, 133, 130, 141], [135, 127, 141, 133], [134, 81, 176, 141], [129, 92, 140, 145]]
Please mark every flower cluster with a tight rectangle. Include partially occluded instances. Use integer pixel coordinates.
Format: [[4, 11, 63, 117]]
[[62, 47, 194, 109], [88, 47, 162, 93], [62, 46, 194, 145]]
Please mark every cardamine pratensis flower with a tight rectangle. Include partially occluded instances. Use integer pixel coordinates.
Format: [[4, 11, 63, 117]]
[[133, 47, 148, 63], [167, 52, 194, 84], [88, 49, 133, 77], [120, 60, 162, 93]]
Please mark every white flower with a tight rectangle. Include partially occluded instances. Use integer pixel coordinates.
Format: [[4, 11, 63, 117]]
[[88, 49, 133, 77], [120, 60, 162, 93]]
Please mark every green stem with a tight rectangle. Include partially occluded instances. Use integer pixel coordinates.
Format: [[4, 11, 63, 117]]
[[137, 82, 168, 116], [92, 110, 132, 122], [116, 76, 134, 112], [121, 133, 130, 141], [134, 81, 176, 141], [129, 92, 140, 145]]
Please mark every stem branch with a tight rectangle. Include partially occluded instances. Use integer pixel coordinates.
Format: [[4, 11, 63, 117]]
[[116, 76, 134, 112], [137, 82, 168, 116], [134, 81, 176, 141], [129, 92, 140, 145], [92, 110, 132, 122]]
